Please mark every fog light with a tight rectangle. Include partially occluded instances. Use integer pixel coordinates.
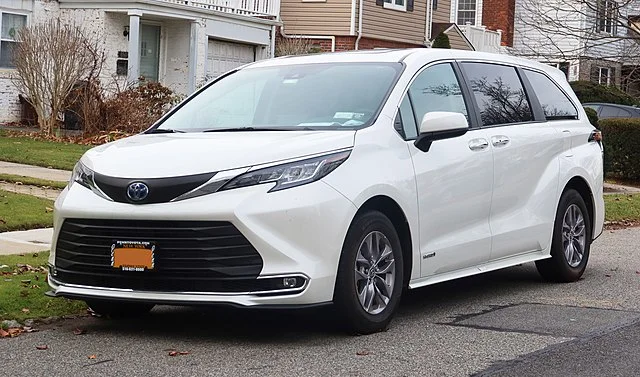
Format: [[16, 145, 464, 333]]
[[282, 277, 297, 288], [49, 265, 58, 277]]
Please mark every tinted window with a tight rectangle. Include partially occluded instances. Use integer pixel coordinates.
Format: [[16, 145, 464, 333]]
[[407, 63, 468, 126], [600, 105, 622, 118], [462, 62, 533, 126], [523, 70, 578, 120]]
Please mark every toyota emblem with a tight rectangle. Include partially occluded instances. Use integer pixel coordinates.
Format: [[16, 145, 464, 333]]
[[127, 182, 149, 202]]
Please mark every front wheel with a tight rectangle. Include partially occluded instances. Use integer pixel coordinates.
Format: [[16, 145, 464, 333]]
[[536, 189, 592, 282], [334, 211, 404, 334]]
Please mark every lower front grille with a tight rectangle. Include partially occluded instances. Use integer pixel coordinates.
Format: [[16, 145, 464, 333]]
[[54, 219, 264, 292]]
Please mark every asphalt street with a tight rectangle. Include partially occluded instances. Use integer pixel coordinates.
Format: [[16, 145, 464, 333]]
[[2, 227, 639, 377]]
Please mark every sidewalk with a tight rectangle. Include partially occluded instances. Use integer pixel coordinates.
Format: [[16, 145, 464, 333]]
[[0, 228, 53, 255], [0, 161, 71, 182], [0, 162, 68, 255]]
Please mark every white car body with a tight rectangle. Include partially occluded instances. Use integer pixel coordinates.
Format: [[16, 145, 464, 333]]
[[48, 49, 604, 320]]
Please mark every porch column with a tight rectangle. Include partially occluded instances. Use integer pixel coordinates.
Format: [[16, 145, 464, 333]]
[[127, 10, 143, 85], [188, 21, 198, 94]]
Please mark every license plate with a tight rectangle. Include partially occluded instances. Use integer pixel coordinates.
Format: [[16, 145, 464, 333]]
[[111, 241, 155, 271]]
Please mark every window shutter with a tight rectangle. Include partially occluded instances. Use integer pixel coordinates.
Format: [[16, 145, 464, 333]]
[[407, 0, 414, 11], [376, 0, 383, 6]]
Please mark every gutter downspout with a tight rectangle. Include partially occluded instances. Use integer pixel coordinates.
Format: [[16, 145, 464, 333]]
[[280, 27, 336, 52], [355, 0, 364, 50]]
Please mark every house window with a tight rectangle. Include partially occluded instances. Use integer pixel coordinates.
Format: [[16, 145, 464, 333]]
[[0, 12, 27, 68], [457, 0, 477, 25], [597, 0, 618, 35], [384, 0, 407, 11], [599, 67, 612, 85]]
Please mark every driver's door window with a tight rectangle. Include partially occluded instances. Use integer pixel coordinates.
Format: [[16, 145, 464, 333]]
[[408, 63, 469, 126]]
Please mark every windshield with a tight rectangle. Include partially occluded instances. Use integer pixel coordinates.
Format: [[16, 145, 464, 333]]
[[155, 63, 402, 132]]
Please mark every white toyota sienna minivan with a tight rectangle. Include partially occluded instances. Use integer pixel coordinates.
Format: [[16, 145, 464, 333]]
[[48, 49, 604, 334]]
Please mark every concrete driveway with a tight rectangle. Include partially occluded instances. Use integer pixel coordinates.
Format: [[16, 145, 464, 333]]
[[1, 227, 639, 377]]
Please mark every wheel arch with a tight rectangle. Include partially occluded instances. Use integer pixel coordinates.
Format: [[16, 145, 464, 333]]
[[355, 195, 413, 288], [562, 176, 595, 238]]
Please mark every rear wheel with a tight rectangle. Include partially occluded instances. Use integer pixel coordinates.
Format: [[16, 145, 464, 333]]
[[536, 189, 592, 282], [334, 211, 404, 334], [85, 300, 154, 318]]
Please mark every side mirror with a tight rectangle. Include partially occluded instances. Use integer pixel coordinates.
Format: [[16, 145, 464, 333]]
[[414, 111, 469, 152]]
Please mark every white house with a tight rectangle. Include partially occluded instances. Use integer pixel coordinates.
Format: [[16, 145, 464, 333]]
[[512, 0, 640, 90], [0, 0, 280, 124]]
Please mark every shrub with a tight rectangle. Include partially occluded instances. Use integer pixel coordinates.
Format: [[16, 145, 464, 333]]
[[599, 118, 640, 180], [431, 33, 451, 49], [102, 81, 180, 134], [584, 106, 599, 128], [569, 81, 640, 106]]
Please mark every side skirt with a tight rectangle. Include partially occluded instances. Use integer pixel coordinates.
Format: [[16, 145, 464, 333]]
[[408, 250, 550, 290]]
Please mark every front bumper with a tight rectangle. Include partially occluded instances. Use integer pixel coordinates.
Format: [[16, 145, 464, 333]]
[[48, 180, 357, 306]]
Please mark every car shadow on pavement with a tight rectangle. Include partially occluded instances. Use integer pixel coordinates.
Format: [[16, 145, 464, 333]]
[[66, 263, 573, 342]]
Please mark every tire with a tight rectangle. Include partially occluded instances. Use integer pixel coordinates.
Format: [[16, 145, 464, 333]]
[[536, 189, 592, 282], [85, 300, 154, 319], [334, 211, 404, 334]]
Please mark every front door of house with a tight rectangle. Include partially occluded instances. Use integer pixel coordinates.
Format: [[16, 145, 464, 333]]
[[139, 24, 160, 82]]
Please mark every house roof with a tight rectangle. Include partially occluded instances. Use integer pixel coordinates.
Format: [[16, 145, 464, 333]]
[[430, 22, 475, 51]]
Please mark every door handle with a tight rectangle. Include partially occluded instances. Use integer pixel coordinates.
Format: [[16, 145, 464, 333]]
[[491, 135, 510, 147], [468, 138, 489, 151]]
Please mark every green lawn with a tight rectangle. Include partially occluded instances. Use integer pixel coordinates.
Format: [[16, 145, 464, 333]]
[[0, 174, 67, 189], [604, 194, 640, 222], [0, 252, 86, 323], [0, 134, 90, 170], [0, 190, 54, 232]]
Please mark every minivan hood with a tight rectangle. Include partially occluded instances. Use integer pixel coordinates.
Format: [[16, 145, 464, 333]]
[[83, 131, 355, 178]]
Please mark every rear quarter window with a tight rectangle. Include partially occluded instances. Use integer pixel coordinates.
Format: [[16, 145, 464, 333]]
[[523, 69, 578, 121]]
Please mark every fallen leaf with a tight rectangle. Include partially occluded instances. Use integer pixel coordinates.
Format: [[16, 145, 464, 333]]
[[73, 328, 86, 335], [356, 350, 371, 356], [45, 207, 53, 213], [636, 271, 640, 275], [36, 345, 48, 350], [0, 328, 9, 338], [32, 253, 38, 258], [605, 274, 612, 277], [88, 355, 97, 359], [23, 327, 38, 333], [22, 308, 30, 313], [179, 351, 190, 355], [168, 351, 178, 357]]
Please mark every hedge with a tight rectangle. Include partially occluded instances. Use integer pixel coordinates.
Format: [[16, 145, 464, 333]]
[[570, 81, 640, 106], [584, 106, 599, 128], [600, 118, 640, 180]]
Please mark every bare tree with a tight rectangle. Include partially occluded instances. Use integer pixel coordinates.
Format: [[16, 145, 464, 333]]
[[275, 37, 317, 57], [12, 20, 105, 135], [513, 0, 640, 93]]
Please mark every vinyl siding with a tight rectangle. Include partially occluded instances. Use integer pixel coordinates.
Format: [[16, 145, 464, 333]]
[[362, 0, 428, 45], [280, 0, 353, 36], [446, 28, 473, 50], [432, 0, 451, 23]]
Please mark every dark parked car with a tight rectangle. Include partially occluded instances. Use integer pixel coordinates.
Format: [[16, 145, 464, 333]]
[[583, 103, 640, 119]]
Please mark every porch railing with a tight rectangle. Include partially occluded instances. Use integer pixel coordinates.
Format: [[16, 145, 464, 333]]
[[158, 0, 279, 17], [461, 24, 504, 54]]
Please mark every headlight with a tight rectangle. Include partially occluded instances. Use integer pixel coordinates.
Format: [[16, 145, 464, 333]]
[[69, 162, 111, 200], [220, 150, 351, 192]]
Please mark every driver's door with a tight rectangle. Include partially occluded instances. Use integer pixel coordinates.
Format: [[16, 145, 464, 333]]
[[397, 62, 494, 277]]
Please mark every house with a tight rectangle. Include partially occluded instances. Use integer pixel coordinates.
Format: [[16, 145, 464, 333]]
[[277, 0, 502, 53], [486, 0, 640, 94], [0, 0, 280, 124]]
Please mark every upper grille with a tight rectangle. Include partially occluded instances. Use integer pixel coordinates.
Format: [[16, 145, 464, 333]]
[[54, 219, 264, 292]]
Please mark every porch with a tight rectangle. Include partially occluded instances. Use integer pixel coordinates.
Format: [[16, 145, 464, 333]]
[[58, 0, 279, 95]]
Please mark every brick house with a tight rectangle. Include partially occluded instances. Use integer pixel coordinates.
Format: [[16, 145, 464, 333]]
[[0, 0, 281, 124]]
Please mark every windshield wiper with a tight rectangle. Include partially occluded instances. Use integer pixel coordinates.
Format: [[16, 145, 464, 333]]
[[202, 127, 292, 132], [146, 128, 186, 134]]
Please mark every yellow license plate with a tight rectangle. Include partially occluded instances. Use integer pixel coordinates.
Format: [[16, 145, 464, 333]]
[[111, 241, 155, 271]]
